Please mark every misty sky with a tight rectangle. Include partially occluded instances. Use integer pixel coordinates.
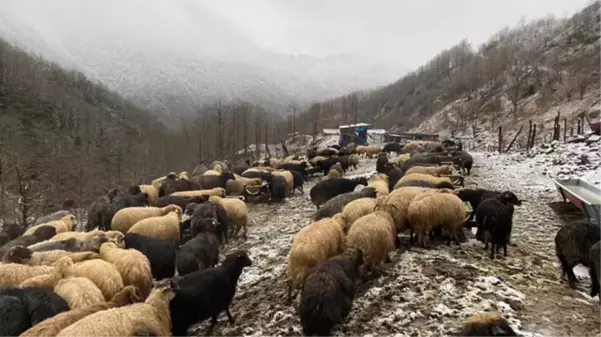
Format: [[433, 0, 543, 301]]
[[203, 0, 593, 69]]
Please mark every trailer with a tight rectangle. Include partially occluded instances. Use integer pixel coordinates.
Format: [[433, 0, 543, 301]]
[[553, 178, 601, 225]]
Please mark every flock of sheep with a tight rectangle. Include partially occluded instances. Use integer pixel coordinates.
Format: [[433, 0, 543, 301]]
[[0, 138, 596, 336]]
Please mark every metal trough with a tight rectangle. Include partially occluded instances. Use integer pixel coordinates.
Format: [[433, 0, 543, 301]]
[[553, 178, 601, 225]]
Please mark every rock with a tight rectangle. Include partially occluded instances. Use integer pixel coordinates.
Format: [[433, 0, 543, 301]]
[[544, 148, 555, 154]]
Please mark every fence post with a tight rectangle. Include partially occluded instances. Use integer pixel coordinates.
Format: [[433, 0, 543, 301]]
[[498, 126, 503, 153], [530, 124, 537, 149], [527, 120, 533, 149], [571, 127, 574, 137], [578, 119, 582, 134], [563, 119, 567, 141]]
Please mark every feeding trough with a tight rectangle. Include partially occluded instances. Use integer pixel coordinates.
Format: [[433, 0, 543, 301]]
[[553, 177, 601, 225]]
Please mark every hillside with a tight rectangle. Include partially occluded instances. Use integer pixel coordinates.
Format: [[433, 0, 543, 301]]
[[300, 1, 600, 146], [0, 0, 405, 127]]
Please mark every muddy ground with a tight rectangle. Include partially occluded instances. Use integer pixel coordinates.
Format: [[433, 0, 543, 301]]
[[190, 153, 600, 337]]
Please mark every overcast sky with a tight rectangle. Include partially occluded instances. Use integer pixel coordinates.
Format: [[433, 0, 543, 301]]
[[202, 0, 594, 69]]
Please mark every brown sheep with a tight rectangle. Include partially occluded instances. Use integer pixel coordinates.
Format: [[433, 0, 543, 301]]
[[24, 214, 77, 236], [72, 259, 125, 300], [170, 187, 226, 198], [395, 173, 452, 189], [208, 195, 249, 239], [226, 174, 262, 195], [273, 170, 294, 196], [405, 165, 453, 176], [99, 242, 153, 298], [341, 198, 377, 233], [3, 245, 99, 266], [382, 187, 431, 233], [111, 204, 181, 234], [54, 277, 106, 310], [368, 174, 390, 197], [127, 207, 182, 245]]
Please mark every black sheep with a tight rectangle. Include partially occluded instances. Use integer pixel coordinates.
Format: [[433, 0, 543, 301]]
[[299, 248, 364, 336], [310, 177, 369, 209], [270, 176, 287, 203], [175, 232, 220, 276], [471, 190, 521, 244], [100, 192, 149, 231], [555, 223, 601, 289], [336, 156, 350, 172], [337, 148, 350, 157], [124, 232, 177, 280], [193, 171, 236, 190], [452, 151, 473, 175], [290, 170, 305, 194], [170, 250, 252, 336], [376, 152, 388, 174], [384, 163, 403, 191], [0, 294, 29, 336], [589, 241, 600, 297], [319, 148, 338, 157], [279, 162, 309, 178], [232, 164, 250, 176], [0, 226, 56, 257], [307, 148, 318, 160], [318, 157, 339, 175], [474, 192, 521, 259], [382, 142, 402, 154], [395, 180, 455, 190], [160, 176, 201, 197], [242, 183, 271, 204], [190, 202, 229, 244], [0, 222, 22, 242], [241, 170, 273, 183], [401, 153, 448, 173], [86, 189, 120, 231], [154, 195, 206, 210], [314, 187, 377, 221], [0, 287, 69, 333], [305, 166, 322, 178]]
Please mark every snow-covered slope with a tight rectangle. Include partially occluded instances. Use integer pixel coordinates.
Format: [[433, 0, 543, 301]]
[[0, 0, 406, 126]]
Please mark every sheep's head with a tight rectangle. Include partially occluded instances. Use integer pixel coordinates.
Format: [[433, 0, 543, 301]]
[[163, 204, 182, 215], [129, 185, 142, 195], [104, 231, 125, 248], [440, 165, 453, 175], [436, 181, 455, 190], [179, 171, 190, 181], [344, 247, 365, 268], [84, 234, 108, 252], [106, 189, 121, 202], [100, 242, 120, 254], [223, 249, 252, 269], [51, 256, 75, 277], [153, 278, 179, 300], [184, 202, 201, 216], [4, 245, 32, 264], [61, 214, 77, 230], [110, 285, 144, 306], [169, 206, 183, 219], [500, 191, 521, 206]]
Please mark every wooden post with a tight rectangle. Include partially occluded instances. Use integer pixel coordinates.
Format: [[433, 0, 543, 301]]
[[553, 111, 560, 141], [505, 125, 524, 153], [571, 127, 574, 137], [578, 119, 582, 134], [265, 143, 271, 159], [530, 124, 537, 148], [280, 139, 290, 157], [527, 120, 533, 149], [498, 126, 503, 153], [563, 118, 567, 141]]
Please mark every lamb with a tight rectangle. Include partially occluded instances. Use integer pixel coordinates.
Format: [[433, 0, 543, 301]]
[[127, 207, 182, 245], [272, 170, 294, 196], [299, 248, 364, 336], [111, 204, 182, 234], [270, 175, 287, 203], [124, 233, 177, 280], [554, 222, 601, 289], [193, 171, 236, 190], [327, 162, 344, 179], [348, 154, 360, 170], [208, 195, 249, 239], [175, 232, 220, 276], [407, 191, 469, 248], [54, 277, 106, 310], [405, 165, 453, 176], [310, 177, 369, 209], [368, 174, 390, 197], [474, 192, 522, 258], [346, 204, 397, 273], [56, 278, 178, 337], [452, 150, 474, 175], [3, 245, 99, 266], [19, 285, 143, 337], [225, 174, 262, 195], [455, 312, 517, 336], [341, 198, 378, 233], [153, 195, 206, 210], [376, 152, 388, 173], [287, 216, 345, 302], [24, 214, 77, 236], [169, 250, 252, 336], [189, 202, 229, 244], [0, 225, 57, 257], [71, 259, 125, 300], [100, 192, 149, 231], [0, 287, 69, 334], [99, 242, 153, 298], [589, 241, 600, 298], [314, 187, 377, 221], [169, 187, 226, 198], [86, 189, 121, 231]]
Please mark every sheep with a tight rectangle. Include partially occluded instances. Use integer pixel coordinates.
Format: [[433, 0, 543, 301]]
[[474, 191, 522, 256], [314, 187, 377, 221], [241, 168, 274, 182], [554, 222, 601, 289], [355, 145, 367, 156], [153, 195, 206, 210], [272, 170, 294, 196], [394, 154, 410, 167], [278, 161, 309, 179], [231, 161, 250, 175], [33, 202, 74, 225], [368, 174, 390, 197], [159, 172, 200, 196], [397, 173, 453, 188], [407, 191, 468, 248], [0, 292, 29, 336], [290, 169, 305, 194], [341, 198, 378, 233], [19, 285, 143, 337], [3, 245, 99, 266], [225, 174, 262, 195], [56, 278, 178, 337], [193, 171, 236, 191], [192, 162, 211, 176], [589, 241, 600, 298], [456, 312, 517, 336], [169, 187, 226, 198], [270, 175, 287, 203], [99, 242, 153, 298], [394, 179, 455, 190], [0, 222, 22, 245], [452, 150, 474, 175], [317, 148, 338, 157], [71, 259, 125, 300], [189, 202, 229, 244], [336, 155, 350, 172], [0, 225, 57, 257], [100, 192, 149, 231], [127, 207, 182, 245], [175, 232, 220, 276], [364, 145, 382, 158], [0, 287, 69, 334], [310, 177, 369, 209], [348, 154, 360, 170], [346, 204, 397, 273], [54, 277, 106, 310], [24, 214, 77, 236], [381, 186, 430, 233], [51, 230, 125, 248], [305, 166, 323, 178], [16, 256, 75, 289], [307, 148, 318, 160], [28, 237, 90, 254], [0, 261, 57, 288], [241, 183, 271, 204], [169, 250, 252, 336], [401, 154, 448, 172], [287, 216, 345, 302], [382, 142, 402, 154], [402, 141, 421, 153], [133, 180, 162, 205], [327, 162, 344, 179], [317, 157, 339, 175], [405, 165, 453, 176], [111, 204, 182, 234], [208, 195, 249, 239], [384, 163, 404, 191], [124, 233, 177, 280], [376, 152, 388, 173], [86, 189, 120, 231], [299, 247, 364, 336]]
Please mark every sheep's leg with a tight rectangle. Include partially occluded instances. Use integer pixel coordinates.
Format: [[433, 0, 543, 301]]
[[557, 254, 578, 287], [286, 281, 293, 304], [242, 223, 247, 239], [225, 308, 235, 324], [590, 267, 599, 297], [503, 243, 507, 257], [206, 315, 218, 336], [490, 244, 496, 260]]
